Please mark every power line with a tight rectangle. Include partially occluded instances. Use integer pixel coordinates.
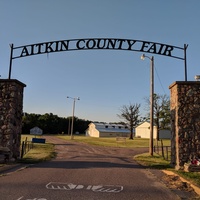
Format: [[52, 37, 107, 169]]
[[155, 66, 166, 94]]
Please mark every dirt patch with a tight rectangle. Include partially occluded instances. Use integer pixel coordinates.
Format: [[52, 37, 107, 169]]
[[163, 174, 194, 192], [162, 174, 200, 199]]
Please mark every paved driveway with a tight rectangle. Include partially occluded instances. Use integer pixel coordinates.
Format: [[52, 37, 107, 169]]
[[0, 136, 197, 200]]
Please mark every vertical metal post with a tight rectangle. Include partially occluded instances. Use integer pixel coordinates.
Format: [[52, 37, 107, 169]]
[[141, 54, 154, 156], [8, 44, 14, 79], [70, 99, 76, 140], [150, 56, 154, 156], [68, 118, 71, 135], [21, 141, 25, 159], [67, 96, 80, 139], [184, 44, 188, 81]]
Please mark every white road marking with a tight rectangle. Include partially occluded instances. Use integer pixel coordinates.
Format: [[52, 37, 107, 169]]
[[16, 197, 47, 200], [46, 182, 123, 193]]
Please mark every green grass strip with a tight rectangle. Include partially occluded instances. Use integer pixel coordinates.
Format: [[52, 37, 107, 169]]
[[20, 143, 56, 164]]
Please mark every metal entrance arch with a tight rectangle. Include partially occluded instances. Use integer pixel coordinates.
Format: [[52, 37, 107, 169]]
[[8, 38, 188, 80]]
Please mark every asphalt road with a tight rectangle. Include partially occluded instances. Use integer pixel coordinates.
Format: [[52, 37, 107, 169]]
[[0, 136, 187, 200]]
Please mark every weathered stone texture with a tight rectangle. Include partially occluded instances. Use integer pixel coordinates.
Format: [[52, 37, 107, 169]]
[[0, 79, 26, 159], [169, 81, 200, 169]]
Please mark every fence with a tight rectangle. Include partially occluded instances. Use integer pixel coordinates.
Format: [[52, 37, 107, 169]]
[[154, 139, 171, 161], [21, 137, 34, 158]]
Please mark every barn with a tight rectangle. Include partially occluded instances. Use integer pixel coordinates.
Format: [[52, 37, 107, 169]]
[[85, 122, 130, 138], [135, 121, 171, 139]]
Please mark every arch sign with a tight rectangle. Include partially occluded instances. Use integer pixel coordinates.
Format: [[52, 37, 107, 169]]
[[8, 38, 188, 80]]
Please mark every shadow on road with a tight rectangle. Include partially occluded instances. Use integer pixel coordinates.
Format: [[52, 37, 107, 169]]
[[30, 159, 146, 170]]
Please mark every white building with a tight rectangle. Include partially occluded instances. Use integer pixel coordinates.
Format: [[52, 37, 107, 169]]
[[30, 126, 43, 135], [85, 122, 130, 138], [135, 121, 171, 139]]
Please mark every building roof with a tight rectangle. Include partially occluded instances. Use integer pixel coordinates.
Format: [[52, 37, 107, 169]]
[[30, 126, 43, 135], [92, 122, 130, 133]]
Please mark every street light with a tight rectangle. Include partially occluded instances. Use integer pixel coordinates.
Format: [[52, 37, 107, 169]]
[[141, 54, 154, 156], [67, 96, 80, 140]]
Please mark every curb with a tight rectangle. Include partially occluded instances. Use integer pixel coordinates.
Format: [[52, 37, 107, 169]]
[[162, 169, 200, 196], [0, 163, 27, 175]]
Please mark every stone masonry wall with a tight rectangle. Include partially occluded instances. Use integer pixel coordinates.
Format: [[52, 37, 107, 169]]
[[169, 81, 200, 169], [0, 79, 26, 159]]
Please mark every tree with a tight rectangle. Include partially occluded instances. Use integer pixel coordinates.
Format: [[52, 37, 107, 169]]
[[117, 103, 140, 140], [145, 94, 170, 140]]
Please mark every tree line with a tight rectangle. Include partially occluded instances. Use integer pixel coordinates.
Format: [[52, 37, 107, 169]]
[[22, 113, 91, 134]]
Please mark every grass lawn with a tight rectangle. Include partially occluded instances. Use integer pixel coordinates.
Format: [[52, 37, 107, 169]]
[[57, 135, 171, 148], [20, 143, 56, 163], [20, 134, 56, 163], [134, 152, 171, 169]]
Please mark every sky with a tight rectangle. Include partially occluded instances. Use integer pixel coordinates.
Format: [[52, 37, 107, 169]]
[[0, 0, 200, 123]]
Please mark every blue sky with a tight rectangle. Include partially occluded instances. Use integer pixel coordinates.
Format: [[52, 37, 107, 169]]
[[0, 1, 200, 122]]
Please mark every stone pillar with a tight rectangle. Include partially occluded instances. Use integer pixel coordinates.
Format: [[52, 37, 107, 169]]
[[0, 79, 26, 159], [169, 81, 200, 169]]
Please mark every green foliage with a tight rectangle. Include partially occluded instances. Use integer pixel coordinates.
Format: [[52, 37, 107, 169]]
[[22, 112, 91, 134], [144, 94, 170, 140], [117, 103, 141, 140]]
